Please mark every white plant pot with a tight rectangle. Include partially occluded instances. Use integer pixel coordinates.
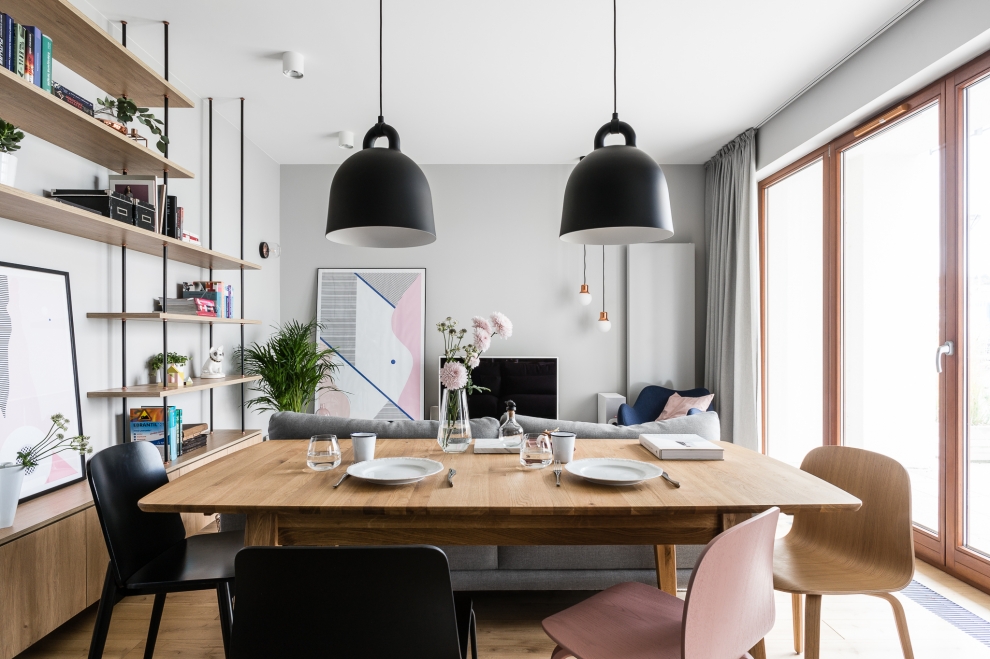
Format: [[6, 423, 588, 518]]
[[0, 463, 26, 528], [0, 153, 17, 187]]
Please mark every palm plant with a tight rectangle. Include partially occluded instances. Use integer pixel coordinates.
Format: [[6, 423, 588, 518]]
[[234, 319, 340, 413]]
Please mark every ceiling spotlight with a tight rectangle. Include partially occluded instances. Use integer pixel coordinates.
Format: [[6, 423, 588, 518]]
[[282, 51, 304, 79], [338, 130, 354, 150]]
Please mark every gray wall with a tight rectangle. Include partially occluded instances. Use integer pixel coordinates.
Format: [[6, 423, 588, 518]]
[[279, 164, 705, 422], [0, 33, 281, 451], [757, 0, 990, 176]]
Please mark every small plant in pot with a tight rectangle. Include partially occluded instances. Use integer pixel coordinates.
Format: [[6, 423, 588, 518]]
[[96, 96, 169, 154], [234, 319, 340, 413], [0, 414, 91, 528], [0, 118, 24, 186], [148, 352, 190, 384]]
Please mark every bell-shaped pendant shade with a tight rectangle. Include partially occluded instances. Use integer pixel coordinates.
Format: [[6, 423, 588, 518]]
[[326, 119, 436, 248], [559, 115, 673, 245]]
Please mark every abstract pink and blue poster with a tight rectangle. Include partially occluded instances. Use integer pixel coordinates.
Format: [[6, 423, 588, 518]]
[[0, 263, 84, 501], [315, 269, 425, 420]]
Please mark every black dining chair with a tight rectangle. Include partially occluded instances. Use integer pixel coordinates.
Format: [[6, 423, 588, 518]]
[[230, 545, 478, 659], [87, 440, 243, 659]]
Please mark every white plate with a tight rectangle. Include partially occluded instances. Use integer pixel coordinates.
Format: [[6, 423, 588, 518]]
[[564, 458, 664, 486], [346, 457, 445, 485]]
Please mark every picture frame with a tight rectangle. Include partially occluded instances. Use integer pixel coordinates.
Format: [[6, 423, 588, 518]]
[[0, 262, 85, 502], [315, 268, 426, 420]]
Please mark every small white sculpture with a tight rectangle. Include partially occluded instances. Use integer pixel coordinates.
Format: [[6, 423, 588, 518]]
[[200, 345, 225, 379]]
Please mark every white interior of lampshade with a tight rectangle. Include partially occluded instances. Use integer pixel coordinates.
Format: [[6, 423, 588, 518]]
[[559, 226, 674, 245], [326, 226, 437, 248]]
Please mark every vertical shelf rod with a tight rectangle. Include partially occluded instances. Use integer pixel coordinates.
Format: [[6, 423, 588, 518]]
[[121, 243, 127, 441], [162, 21, 171, 463], [208, 97, 214, 434], [239, 97, 245, 434]]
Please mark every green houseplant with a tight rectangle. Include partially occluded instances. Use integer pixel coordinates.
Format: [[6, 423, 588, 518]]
[[148, 352, 190, 383], [0, 118, 24, 186], [234, 319, 340, 414], [96, 96, 169, 153]]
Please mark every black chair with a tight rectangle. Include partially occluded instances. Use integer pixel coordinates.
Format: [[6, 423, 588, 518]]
[[87, 440, 243, 659], [230, 545, 478, 659]]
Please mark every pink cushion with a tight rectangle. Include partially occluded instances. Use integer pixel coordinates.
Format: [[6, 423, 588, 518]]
[[657, 393, 714, 421]]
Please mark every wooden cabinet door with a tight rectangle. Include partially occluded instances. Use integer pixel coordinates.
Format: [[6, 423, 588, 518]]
[[85, 507, 110, 606]]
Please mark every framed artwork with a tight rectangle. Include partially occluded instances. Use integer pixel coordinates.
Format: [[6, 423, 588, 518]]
[[315, 268, 425, 420], [0, 262, 85, 501]]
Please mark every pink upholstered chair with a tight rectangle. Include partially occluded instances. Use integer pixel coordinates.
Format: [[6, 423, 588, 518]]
[[542, 507, 779, 659]]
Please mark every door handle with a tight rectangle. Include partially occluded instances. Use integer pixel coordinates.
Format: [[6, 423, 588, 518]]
[[936, 341, 954, 374]]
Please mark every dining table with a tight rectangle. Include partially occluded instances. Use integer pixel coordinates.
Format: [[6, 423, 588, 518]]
[[140, 437, 860, 659]]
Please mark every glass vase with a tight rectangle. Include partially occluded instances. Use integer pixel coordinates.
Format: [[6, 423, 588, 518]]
[[438, 388, 472, 453]]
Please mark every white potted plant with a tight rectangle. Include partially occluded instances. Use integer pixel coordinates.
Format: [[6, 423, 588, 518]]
[[0, 118, 24, 187], [0, 414, 91, 528]]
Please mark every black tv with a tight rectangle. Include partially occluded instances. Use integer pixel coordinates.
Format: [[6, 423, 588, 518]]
[[439, 356, 558, 419]]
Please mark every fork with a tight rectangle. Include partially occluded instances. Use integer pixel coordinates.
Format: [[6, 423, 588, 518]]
[[553, 460, 562, 487]]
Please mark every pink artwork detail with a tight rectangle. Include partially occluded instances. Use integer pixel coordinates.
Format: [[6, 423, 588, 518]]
[[392, 274, 423, 419], [46, 452, 79, 483]]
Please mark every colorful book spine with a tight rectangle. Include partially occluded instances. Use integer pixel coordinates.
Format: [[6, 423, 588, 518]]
[[0, 14, 6, 73], [40, 34, 51, 91], [1, 15, 12, 72], [14, 24, 24, 78], [51, 82, 94, 116], [22, 25, 38, 83], [226, 284, 233, 319]]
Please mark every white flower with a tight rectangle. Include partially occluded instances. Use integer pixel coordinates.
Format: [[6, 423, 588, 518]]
[[490, 312, 513, 339], [473, 328, 492, 352], [440, 361, 468, 390], [468, 355, 481, 368], [472, 316, 492, 334]]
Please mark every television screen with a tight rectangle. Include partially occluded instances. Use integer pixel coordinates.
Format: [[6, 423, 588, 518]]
[[439, 356, 558, 420]]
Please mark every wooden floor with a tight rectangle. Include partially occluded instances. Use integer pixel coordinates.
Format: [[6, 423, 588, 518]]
[[15, 560, 990, 658]]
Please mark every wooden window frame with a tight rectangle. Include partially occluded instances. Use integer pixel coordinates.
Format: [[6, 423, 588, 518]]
[[758, 47, 990, 593]]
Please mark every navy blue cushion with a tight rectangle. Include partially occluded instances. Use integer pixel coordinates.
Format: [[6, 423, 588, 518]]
[[617, 385, 714, 426]]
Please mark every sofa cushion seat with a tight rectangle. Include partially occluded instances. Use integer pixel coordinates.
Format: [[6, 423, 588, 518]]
[[439, 546, 498, 571], [503, 411, 721, 443], [498, 545, 655, 571]]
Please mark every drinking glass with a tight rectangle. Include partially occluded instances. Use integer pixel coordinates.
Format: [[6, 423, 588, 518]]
[[519, 432, 553, 469], [307, 434, 341, 471]]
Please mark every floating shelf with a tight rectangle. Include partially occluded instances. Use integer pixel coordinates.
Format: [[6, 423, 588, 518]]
[[87, 374, 261, 399], [0, 67, 193, 178], [88, 313, 262, 325], [0, 185, 261, 271], [1, 0, 194, 108], [165, 430, 262, 474]]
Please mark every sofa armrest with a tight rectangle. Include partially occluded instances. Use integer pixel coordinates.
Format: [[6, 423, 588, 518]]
[[617, 403, 645, 426]]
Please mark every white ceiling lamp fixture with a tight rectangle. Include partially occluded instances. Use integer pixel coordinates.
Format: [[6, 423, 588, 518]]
[[338, 130, 354, 150], [578, 245, 593, 306], [282, 51, 305, 79], [598, 246, 611, 332]]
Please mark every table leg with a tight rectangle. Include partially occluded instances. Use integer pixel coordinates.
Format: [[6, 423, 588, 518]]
[[654, 545, 677, 595], [749, 638, 767, 659], [244, 513, 278, 546]]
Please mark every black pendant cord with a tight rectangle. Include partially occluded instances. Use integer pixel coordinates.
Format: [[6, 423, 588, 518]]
[[583, 245, 587, 285], [613, 0, 617, 115], [602, 246, 606, 312], [379, 0, 383, 118]]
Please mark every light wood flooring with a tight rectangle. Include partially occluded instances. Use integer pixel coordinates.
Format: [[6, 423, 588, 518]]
[[14, 561, 990, 658]]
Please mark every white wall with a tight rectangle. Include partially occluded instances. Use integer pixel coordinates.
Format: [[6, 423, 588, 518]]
[[0, 30, 280, 451], [279, 163, 705, 422], [757, 0, 990, 176]]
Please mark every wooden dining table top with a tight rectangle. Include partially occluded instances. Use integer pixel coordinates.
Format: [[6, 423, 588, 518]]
[[138, 438, 861, 517]]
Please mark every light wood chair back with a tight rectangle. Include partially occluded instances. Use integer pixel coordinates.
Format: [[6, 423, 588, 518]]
[[792, 446, 915, 591], [682, 507, 779, 659]]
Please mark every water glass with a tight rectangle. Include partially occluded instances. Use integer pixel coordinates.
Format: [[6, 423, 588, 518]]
[[519, 432, 553, 469], [307, 434, 341, 471]]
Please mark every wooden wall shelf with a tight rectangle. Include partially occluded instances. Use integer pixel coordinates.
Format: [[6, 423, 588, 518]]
[[166, 430, 262, 474], [87, 374, 261, 399], [1, 0, 194, 108], [88, 313, 262, 325], [0, 185, 261, 271], [0, 67, 193, 178]]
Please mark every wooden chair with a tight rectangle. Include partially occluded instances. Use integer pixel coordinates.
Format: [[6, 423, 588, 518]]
[[542, 507, 779, 659], [774, 446, 915, 659]]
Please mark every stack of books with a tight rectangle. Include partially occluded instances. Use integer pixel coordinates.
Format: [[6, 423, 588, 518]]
[[1, 14, 52, 91], [130, 406, 183, 462], [181, 423, 209, 454], [155, 297, 217, 317], [181, 281, 234, 319]]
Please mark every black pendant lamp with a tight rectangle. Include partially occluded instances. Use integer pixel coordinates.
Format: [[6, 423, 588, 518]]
[[559, 0, 673, 245], [326, 0, 435, 248]]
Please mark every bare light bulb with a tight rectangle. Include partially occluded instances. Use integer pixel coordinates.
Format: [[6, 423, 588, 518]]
[[578, 283, 593, 306], [598, 311, 612, 332]]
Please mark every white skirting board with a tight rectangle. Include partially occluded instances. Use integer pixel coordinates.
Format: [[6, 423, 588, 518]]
[[626, 243, 695, 406]]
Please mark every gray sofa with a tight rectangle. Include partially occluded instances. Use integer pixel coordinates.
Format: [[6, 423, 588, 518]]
[[222, 411, 721, 590]]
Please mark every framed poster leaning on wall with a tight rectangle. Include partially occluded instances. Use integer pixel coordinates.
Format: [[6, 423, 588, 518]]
[[315, 268, 425, 420], [0, 262, 85, 501]]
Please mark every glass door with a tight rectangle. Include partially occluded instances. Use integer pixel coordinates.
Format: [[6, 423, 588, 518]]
[[839, 100, 944, 542]]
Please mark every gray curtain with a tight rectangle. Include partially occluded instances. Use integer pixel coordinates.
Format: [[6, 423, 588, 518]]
[[704, 129, 760, 450]]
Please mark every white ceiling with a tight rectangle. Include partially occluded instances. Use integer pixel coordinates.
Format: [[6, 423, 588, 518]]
[[84, 0, 917, 165]]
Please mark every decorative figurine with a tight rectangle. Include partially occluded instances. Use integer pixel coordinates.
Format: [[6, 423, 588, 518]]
[[201, 345, 225, 379]]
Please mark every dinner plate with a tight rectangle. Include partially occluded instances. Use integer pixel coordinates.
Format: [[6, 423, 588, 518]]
[[346, 457, 445, 485], [564, 458, 664, 486]]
